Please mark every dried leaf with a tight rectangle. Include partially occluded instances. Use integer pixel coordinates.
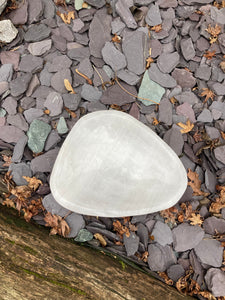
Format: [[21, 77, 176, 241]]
[[206, 24, 221, 44], [2, 154, 12, 167], [56, 10, 75, 24], [200, 88, 215, 103], [160, 206, 178, 225], [23, 176, 42, 191], [64, 79, 75, 94], [188, 213, 203, 226], [2, 198, 15, 208], [209, 186, 225, 213], [44, 109, 50, 115], [113, 220, 130, 238], [151, 24, 162, 32], [220, 61, 225, 73], [146, 56, 154, 69], [44, 212, 70, 237], [158, 272, 173, 285], [193, 130, 203, 142], [187, 169, 208, 196], [64, 106, 77, 118], [112, 34, 121, 43], [129, 223, 137, 232], [221, 131, 225, 139], [170, 97, 178, 104], [177, 119, 194, 134], [203, 50, 216, 60], [54, 0, 67, 8], [141, 251, 148, 262], [198, 291, 216, 300], [94, 233, 107, 247], [82, 2, 89, 8], [152, 117, 159, 125], [75, 69, 92, 85]]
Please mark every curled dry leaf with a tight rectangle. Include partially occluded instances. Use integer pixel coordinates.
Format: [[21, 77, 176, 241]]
[[209, 185, 225, 213], [200, 88, 215, 104], [152, 117, 159, 125], [151, 24, 162, 32], [64, 106, 77, 118], [44, 211, 70, 237], [2, 154, 12, 167], [2, 197, 15, 208], [112, 34, 121, 43], [177, 119, 194, 134], [113, 220, 130, 238], [158, 272, 173, 285], [23, 176, 42, 191], [203, 50, 216, 60], [64, 79, 75, 94], [187, 168, 208, 196], [56, 10, 75, 24], [94, 233, 107, 247], [160, 206, 178, 225], [206, 24, 221, 44], [188, 213, 203, 226]]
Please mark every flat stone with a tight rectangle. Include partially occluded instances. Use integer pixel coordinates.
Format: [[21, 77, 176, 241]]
[[167, 264, 185, 282], [102, 42, 126, 72], [28, 39, 52, 56], [51, 34, 67, 53], [24, 24, 51, 42], [150, 39, 162, 58], [158, 98, 172, 125], [87, 101, 106, 112], [28, 0, 43, 24], [11, 135, 28, 163], [123, 232, 140, 256], [163, 124, 184, 156], [23, 108, 44, 123], [205, 268, 225, 297], [205, 169, 217, 193], [8, 162, 32, 186], [44, 92, 63, 117], [172, 223, 204, 252], [0, 51, 20, 71], [129, 102, 140, 120], [175, 91, 199, 105], [7, 1, 28, 24], [0, 125, 24, 143], [117, 70, 140, 86], [0, 20, 18, 43], [151, 221, 173, 246], [194, 239, 223, 267], [145, 3, 162, 26], [172, 68, 196, 88], [7, 114, 28, 132], [59, 24, 74, 42], [212, 82, 225, 96], [176, 102, 196, 123], [27, 119, 51, 153], [136, 223, 149, 248], [1, 97, 17, 115], [19, 54, 43, 73], [30, 148, 59, 173], [50, 69, 72, 93], [0, 0, 7, 15], [9, 73, 32, 97], [65, 213, 85, 238], [26, 74, 40, 97], [180, 38, 195, 61], [218, 33, 225, 48], [42, 0, 55, 18], [176, 5, 197, 19], [148, 64, 177, 88], [122, 30, 146, 75], [39, 67, 52, 87], [158, 0, 178, 8], [210, 101, 225, 119], [57, 117, 68, 135], [67, 47, 90, 62], [211, 7, 225, 24], [195, 66, 211, 81], [81, 84, 102, 101], [47, 55, 72, 72], [197, 109, 213, 123], [77, 58, 93, 79], [111, 18, 126, 35], [196, 37, 210, 52], [74, 229, 93, 242], [100, 82, 136, 106], [148, 243, 177, 272], [0, 64, 13, 82], [42, 193, 70, 217], [85, 0, 105, 8], [115, 0, 137, 29], [214, 145, 225, 164], [72, 18, 85, 32], [89, 8, 112, 58], [203, 216, 225, 235], [0, 81, 8, 95], [157, 52, 180, 73], [62, 93, 81, 111], [45, 130, 61, 151]]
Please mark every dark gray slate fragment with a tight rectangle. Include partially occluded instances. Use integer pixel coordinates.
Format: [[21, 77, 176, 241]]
[[158, 0, 178, 8], [10, 73, 32, 97], [167, 264, 185, 281], [158, 98, 172, 126], [42, 193, 70, 217], [59, 24, 74, 42], [203, 216, 225, 235], [44, 92, 63, 116], [148, 63, 176, 88], [87, 101, 106, 112], [85, 0, 105, 8], [1, 97, 17, 115], [157, 52, 179, 73], [47, 55, 72, 72], [148, 243, 177, 272], [197, 109, 213, 123], [214, 145, 225, 164], [7, 0, 28, 25], [211, 7, 225, 24], [115, 0, 137, 29], [51, 34, 67, 53], [205, 268, 225, 297], [8, 162, 32, 186], [78, 58, 93, 78], [62, 93, 81, 111], [205, 169, 216, 193], [137, 223, 149, 249], [65, 213, 85, 238], [150, 39, 162, 58], [117, 70, 140, 86], [195, 66, 211, 81], [30, 148, 59, 173], [122, 30, 146, 75], [44, 130, 61, 151], [81, 83, 102, 101], [19, 54, 43, 74], [102, 42, 126, 72], [7, 114, 28, 132], [42, 0, 55, 19], [172, 223, 204, 252], [0, 125, 24, 143], [89, 7, 112, 58], [23, 108, 44, 124], [0, 64, 13, 82], [28, 0, 43, 24], [24, 24, 51, 42], [194, 239, 223, 267], [145, 3, 162, 26], [100, 82, 136, 106], [180, 38, 195, 61], [151, 221, 173, 246], [11, 135, 28, 163], [74, 229, 93, 242], [172, 68, 196, 88], [51, 69, 72, 93], [176, 5, 197, 18], [123, 232, 139, 256], [212, 82, 225, 96], [163, 125, 184, 156], [176, 102, 196, 123], [175, 91, 199, 105], [67, 47, 90, 61], [39, 67, 52, 87]]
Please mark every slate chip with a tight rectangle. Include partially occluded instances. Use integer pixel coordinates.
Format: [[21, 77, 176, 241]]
[[115, 0, 137, 29], [23, 108, 44, 124], [44, 92, 63, 117], [172, 68, 196, 88], [197, 109, 213, 123], [7, 113, 28, 132], [11, 135, 28, 163], [123, 232, 139, 256], [148, 64, 177, 88], [81, 83, 102, 101], [158, 98, 172, 126], [0, 64, 13, 82], [50, 69, 72, 94], [27, 119, 51, 153], [157, 52, 180, 73], [28, 39, 52, 56], [205, 268, 225, 297], [1, 97, 17, 115], [42, 193, 70, 217], [8, 162, 32, 186], [19, 54, 43, 74], [65, 213, 86, 238], [163, 125, 184, 156], [203, 216, 225, 235], [167, 264, 185, 282], [30, 148, 59, 173], [151, 221, 173, 246], [195, 66, 211, 81], [145, 3, 162, 26], [10, 73, 32, 97], [102, 42, 126, 72], [24, 24, 51, 42], [62, 93, 81, 111]]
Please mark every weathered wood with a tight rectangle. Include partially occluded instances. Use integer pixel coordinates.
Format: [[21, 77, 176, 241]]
[[0, 205, 194, 300]]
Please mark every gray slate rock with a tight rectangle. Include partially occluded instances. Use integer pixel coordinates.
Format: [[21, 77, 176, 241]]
[[42, 193, 70, 217], [148, 243, 177, 272], [20, 97, 35, 110], [158, 98, 172, 126], [0, 125, 24, 143], [11, 135, 28, 163], [67, 47, 90, 61], [0, 0, 7, 15], [45, 130, 61, 151], [30, 148, 59, 173], [78, 58, 93, 78], [122, 30, 146, 76], [195, 66, 211, 81], [180, 38, 195, 61], [10, 73, 32, 97], [205, 169, 217, 193], [74, 229, 93, 242], [194, 239, 224, 267], [111, 18, 126, 35], [47, 55, 72, 73], [27, 0, 43, 24], [205, 268, 225, 297], [145, 3, 162, 26], [62, 93, 81, 111], [23, 108, 44, 124], [0, 64, 13, 82], [211, 7, 225, 24], [197, 109, 213, 123], [137, 223, 149, 249], [7, 113, 28, 132], [214, 145, 225, 164], [24, 24, 51, 42], [175, 91, 199, 105], [163, 124, 184, 156], [39, 67, 52, 87], [117, 70, 140, 86], [151, 221, 173, 246], [7, 0, 28, 24], [72, 18, 85, 32], [44, 92, 63, 116], [42, 0, 55, 19], [123, 232, 140, 256], [167, 264, 185, 281], [115, 0, 137, 29], [212, 82, 225, 96], [176, 102, 196, 123], [172, 68, 196, 88], [50, 69, 72, 93], [172, 223, 204, 252], [8, 162, 32, 186], [203, 216, 225, 235], [102, 42, 126, 72], [27, 119, 51, 153], [157, 52, 180, 73], [28, 39, 52, 56], [65, 213, 85, 238], [19, 54, 43, 73], [81, 83, 102, 101], [1, 97, 17, 115], [148, 63, 176, 88]]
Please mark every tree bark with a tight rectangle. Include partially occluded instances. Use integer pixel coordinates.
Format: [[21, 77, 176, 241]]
[[0, 204, 194, 300]]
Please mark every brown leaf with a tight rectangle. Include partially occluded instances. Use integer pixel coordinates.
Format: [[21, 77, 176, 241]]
[[152, 117, 159, 125], [206, 24, 221, 44], [56, 10, 75, 24], [2, 198, 15, 208], [203, 50, 216, 60], [170, 96, 178, 104], [146, 56, 154, 69], [177, 119, 194, 134], [151, 24, 162, 32], [200, 88, 215, 103], [94, 233, 107, 247], [221, 131, 225, 139], [23, 176, 42, 191], [160, 206, 178, 225], [188, 213, 203, 226], [64, 106, 77, 118], [209, 186, 225, 213], [187, 169, 208, 196], [128, 223, 137, 232], [113, 220, 130, 238], [2, 154, 12, 167], [44, 212, 70, 237], [158, 272, 173, 285], [64, 79, 76, 94], [112, 34, 121, 43], [141, 251, 149, 262]]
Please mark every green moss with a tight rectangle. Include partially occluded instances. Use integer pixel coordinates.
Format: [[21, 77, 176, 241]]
[[17, 244, 38, 255], [5, 238, 15, 244], [119, 260, 126, 270]]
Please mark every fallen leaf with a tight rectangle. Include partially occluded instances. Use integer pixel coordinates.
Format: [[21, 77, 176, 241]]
[[56, 10, 75, 24], [23, 176, 42, 191], [209, 185, 225, 213], [44, 109, 50, 114], [220, 61, 225, 73], [170, 97, 178, 104], [2, 154, 12, 167], [64, 79, 75, 94], [193, 130, 203, 142], [200, 88, 215, 103], [113, 220, 130, 238], [160, 206, 178, 225], [151, 24, 162, 32], [158, 272, 173, 285], [2, 198, 15, 208], [44, 212, 70, 237], [146, 56, 154, 69], [75, 69, 92, 85], [64, 106, 77, 118], [203, 50, 216, 59], [112, 34, 121, 43], [94, 233, 107, 247], [152, 117, 159, 125], [188, 213, 203, 226], [128, 223, 137, 232], [206, 24, 221, 44], [82, 2, 89, 8], [177, 119, 194, 134], [187, 169, 208, 196], [141, 251, 148, 262]]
